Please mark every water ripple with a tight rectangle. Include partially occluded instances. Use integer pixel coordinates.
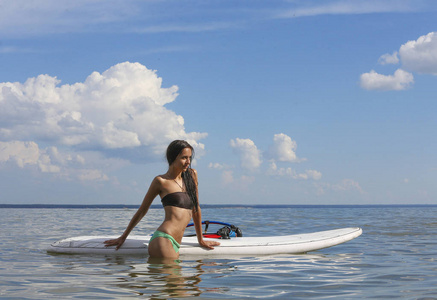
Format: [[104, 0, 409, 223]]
[[1, 206, 437, 299]]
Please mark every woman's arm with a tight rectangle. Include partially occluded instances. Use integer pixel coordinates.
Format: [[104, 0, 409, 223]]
[[193, 206, 219, 249], [191, 169, 220, 249], [104, 177, 161, 250]]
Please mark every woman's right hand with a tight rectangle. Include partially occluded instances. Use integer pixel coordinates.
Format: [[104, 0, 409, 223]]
[[104, 236, 126, 250]]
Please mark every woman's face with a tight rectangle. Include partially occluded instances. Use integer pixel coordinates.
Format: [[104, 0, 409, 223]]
[[173, 147, 192, 171]]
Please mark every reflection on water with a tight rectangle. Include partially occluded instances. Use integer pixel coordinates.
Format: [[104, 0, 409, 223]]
[[82, 256, 235, 299], [84, 253, 366, 299], [115, 257, 204, 298], [2, 206, 437, 299]]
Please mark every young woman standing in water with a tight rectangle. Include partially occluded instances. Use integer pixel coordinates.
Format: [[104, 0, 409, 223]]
[[104, 140, 220, 259]]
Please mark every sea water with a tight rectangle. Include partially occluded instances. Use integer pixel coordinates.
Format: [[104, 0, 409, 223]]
[[0, 205, 436, 299]]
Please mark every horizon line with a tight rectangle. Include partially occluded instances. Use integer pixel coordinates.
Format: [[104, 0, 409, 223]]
[[1, 203, 435, 209]]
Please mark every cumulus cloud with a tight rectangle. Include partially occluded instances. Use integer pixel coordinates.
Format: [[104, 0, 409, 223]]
[[0, 62, 207, 163], [0, 62, 207, 186], [399, 32, 437, 75], [0, 140, 112, 181], [263, 133, 321, 180], [304, 170, 323, 180], [378, 51, 399, 65], [267, 133, 304, 162], [208, 162, 255, 189], [0, 141, 42, 169], [360, 69, 414, 91], [77, 169, 109, 182], [230, 138, 263, 171], [223, 134, 321, 183], [315, 179, 363, 195], [220, 169, 255, 190], [360, 32, 437, 91], [208, 162, 227, 170], [331, 179, 363, 192], [267, 162, 322, 180]]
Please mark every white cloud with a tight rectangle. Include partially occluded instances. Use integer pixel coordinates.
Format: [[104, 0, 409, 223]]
[[77, 169, 109, 182], [0, 140, 64, 173], [399, 32, 437, 75], [208, 162, 226, 170], [267, 133, 304, 162], [220, 169, 255, 190], [0, 1, 239, 38], [361, 32, 437, 91], [230, 138, 262, 171], [331, 179, 363, 192], [305, 170, 323, 180], [277, 1, 419, 18], [263, 134, 320, 180], [223, 134, 321, 181], [360, 69, 414, 91], [0, 0, 140, 37], [315, 179, 363, 195], [267, 162, 322, 180], [1, 1, 435, 40], [0, 141, 41, 169], [0, 140, 113, 181], [0, 62, 207, 163], [208, 163, 255, 189], [378, 51, 399, 65], [221, 169, 234, 185]]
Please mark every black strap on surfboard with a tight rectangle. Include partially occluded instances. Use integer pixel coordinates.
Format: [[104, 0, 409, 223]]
[[185, 220, 242, 238]]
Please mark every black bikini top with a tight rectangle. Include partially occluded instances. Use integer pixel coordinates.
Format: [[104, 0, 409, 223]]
[[161, 192, 194, 210]]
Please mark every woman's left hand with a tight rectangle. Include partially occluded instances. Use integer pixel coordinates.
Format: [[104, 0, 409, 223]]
[[199, 239, 220, 249]]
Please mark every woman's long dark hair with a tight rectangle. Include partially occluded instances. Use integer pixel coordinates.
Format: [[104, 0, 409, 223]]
[[166, 140, 198, 211]]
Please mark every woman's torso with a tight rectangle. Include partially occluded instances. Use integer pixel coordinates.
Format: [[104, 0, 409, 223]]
[[156, 176, 194, 243]]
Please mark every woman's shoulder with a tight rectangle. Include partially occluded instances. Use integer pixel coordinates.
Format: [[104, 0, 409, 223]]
[[153, 174, 167, 183], [149, 175, 167, 188], [150, 175, 171, 193]]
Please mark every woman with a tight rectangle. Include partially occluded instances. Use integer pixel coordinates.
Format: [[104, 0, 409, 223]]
[[104, 140, 220, 259]]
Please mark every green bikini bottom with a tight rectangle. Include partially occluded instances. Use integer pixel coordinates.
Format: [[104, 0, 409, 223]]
[[149, 230, 181, 253]]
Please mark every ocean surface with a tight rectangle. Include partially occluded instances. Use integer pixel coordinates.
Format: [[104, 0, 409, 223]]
[[1, 205, 436, 299]]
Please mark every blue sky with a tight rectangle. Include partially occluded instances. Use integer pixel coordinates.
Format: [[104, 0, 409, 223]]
[[0, 0, 436, 205]]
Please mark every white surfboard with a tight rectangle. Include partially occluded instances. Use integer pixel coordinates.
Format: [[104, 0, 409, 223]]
[[47, 227, 362, 256]]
